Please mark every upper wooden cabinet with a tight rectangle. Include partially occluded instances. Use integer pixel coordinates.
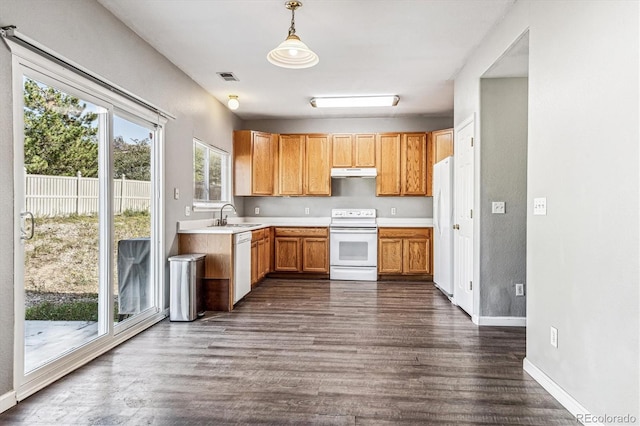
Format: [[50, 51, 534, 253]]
[[402, 133, 428, 195], [432, 128, 454, 164], [376, 133, 402, 195], [305, 134, 332, 195], [331, 133, 376, 168], [278, 134, 305, 195], [233, 130, 277, 196], [376, 133, 430, 196], [279, 134, 331, 196]]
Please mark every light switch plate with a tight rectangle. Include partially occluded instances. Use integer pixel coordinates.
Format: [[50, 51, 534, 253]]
[[534, 197, 547, 215], [173, 187, 180, 200], [492, 201, 505, 214], [185, 206, 191, 216]]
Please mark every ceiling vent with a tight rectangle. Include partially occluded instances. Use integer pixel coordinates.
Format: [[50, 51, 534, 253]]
[[216, 72, 239, 82]]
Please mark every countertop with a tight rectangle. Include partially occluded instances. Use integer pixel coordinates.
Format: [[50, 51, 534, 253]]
[[177, 217, 433, 234]]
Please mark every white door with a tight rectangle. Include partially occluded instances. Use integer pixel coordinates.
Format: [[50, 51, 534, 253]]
[[453, 117, 475, 316]]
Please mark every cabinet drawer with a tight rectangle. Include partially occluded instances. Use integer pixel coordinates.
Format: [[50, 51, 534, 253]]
[[274, 227, 328, 237], [379, 227, 431, 238]]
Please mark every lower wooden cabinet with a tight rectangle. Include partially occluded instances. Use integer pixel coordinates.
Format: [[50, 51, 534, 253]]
[[274, 227, 329, 273], [378, 228, 432, 275], [252, 228, 272, 287]]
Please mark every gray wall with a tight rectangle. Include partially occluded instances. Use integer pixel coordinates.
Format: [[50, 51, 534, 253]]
[[479, 77, 528, 317], [240, 116, 451, 218], [455, 0, 638, 418], [243, 116, 452, 135], [244, 178, 431, 218], [0, 0, 241, 398]]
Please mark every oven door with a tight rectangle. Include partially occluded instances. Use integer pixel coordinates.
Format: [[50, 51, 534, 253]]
[[330, 227, 378, 267]]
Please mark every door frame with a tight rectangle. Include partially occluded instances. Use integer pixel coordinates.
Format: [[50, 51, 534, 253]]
[[10, 40, 167, 401]]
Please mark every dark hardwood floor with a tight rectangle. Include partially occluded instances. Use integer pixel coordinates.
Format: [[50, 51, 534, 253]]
[[2, 279, 575, 425]]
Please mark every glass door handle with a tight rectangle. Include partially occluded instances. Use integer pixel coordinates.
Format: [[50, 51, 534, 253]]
[[21, 211, 34, 240]]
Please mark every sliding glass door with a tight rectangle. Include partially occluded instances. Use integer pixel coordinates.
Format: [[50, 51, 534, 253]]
[[20, 75, 109, 373], [14, 56, 164, 396]]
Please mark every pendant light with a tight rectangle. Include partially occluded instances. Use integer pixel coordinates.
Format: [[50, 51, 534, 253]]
[[267, 1, 319, 69]]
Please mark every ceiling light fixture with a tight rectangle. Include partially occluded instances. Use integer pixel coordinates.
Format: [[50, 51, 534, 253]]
[[310, 95, 400, 108], [227, 95, 239, 110], [267, 1, 318, 69]]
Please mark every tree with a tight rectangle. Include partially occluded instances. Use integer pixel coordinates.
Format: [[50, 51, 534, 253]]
[[23, 78, 99, 177], [113, 136, 151, 181]]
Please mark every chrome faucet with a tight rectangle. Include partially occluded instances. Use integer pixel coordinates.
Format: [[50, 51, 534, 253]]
[[217, 203, 237, 226]]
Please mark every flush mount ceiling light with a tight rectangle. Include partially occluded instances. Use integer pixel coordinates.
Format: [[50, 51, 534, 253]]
[[227, 95, 239, 110], [310, 95, 400, 108], [267, 1, 319, 69]]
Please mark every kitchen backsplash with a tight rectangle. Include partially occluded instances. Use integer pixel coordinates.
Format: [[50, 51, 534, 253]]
[[241, 178, 432, 218]]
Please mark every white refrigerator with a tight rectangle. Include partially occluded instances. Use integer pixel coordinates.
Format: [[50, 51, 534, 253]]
[[433, 156, 454, 298]]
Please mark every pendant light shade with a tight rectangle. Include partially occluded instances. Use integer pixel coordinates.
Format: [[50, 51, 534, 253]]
[[267, 1, 318, 69]]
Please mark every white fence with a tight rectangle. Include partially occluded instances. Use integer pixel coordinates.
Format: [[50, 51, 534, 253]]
[[25, 173, 151, 217]]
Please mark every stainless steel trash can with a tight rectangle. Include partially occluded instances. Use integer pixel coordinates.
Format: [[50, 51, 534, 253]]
[[169, 254, 206, 321]]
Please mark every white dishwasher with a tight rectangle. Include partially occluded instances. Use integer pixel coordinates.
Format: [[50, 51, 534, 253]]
[[233, 232, 252, 304]]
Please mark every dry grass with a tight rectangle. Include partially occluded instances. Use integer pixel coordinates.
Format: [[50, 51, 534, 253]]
[[24, 211, 150, 294]]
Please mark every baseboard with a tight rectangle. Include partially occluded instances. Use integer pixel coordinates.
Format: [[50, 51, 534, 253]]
[[0, 391, 17, 414], [523, 358, 599, 425], [476, 316, 526, 327]]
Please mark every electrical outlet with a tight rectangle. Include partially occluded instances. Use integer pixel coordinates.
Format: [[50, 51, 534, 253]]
[[305, 207, 310, 215], [254, 207, 260, 215], [391, 207, 397, 216], [534, 197, 547, 215], [515, 283, 524, 296], [550, 326, 558, 348], [185, 205, 191, 216], [492, 201, 505, 214], [174, 187, 180, 200]]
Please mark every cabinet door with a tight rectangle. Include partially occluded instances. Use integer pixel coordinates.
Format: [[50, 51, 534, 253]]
[[252, 131, 274, 195], [302, 237, 328, 273], [305, 134, 331, 195], [403, 237, 431, 274], [376, 133, 402, 195], [278, 135, 305, 195], [274, 237, 301, 271], [378, 238, 403, 273], [257, 238, 266, 280], [251, 241, 258, 285], [332, 134, 353, 167], [354, 134, 376, 167], [233, 130, 253, 196], [263, 234, 271, 276], [433, 128, 454, 164], [401, 133, 427, 195]]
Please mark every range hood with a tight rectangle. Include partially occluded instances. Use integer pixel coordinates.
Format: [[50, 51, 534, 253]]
[[330, 168, 377, 178]]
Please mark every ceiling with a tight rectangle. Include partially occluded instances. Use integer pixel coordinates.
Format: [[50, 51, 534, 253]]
[[98, 0, 516, 120]]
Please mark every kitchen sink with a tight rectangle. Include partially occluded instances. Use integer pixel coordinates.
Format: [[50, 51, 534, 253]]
[[208, 223, 262, 228]]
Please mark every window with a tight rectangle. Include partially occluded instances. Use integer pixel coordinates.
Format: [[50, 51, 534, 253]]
[[193, 139, 231, 207]]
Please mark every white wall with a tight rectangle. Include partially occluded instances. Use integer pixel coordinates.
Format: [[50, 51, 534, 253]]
[[455, 0, 639, 418], [0, 0, 241, 398]]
